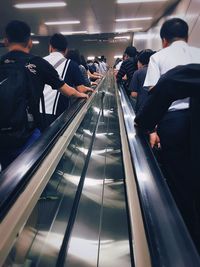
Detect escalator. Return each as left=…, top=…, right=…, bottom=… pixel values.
left=0, top=73, right=199, bottom=267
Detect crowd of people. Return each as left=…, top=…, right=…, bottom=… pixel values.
left=114, top=18, right=200, bottom=253
left=0, top=20, right=108, bottom=171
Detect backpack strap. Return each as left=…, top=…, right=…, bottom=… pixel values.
left=52, top=59, right=71, bottom=115
left=53, top=57, right=66, bottom=69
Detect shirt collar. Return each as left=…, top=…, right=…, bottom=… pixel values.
left=50, top=51, right=65, bottom=59
left=170, top=40, right=188, bottom=47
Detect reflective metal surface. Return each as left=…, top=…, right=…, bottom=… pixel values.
left=118, top=83, right=200, bottom=267
left=65, top=75, right=131, bottom=267
left=3, top=75, right=132, bottom=267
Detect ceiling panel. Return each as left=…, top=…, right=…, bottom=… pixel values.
left=0, top=0, right=180, bottom=38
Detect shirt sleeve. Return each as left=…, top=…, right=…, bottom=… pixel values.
left=129, top=71, right=139, bottom=92
left=32, top=57, right=65, bottom=89
left=116, top=61, right=127, bottom=82
left=66, top=61, right=85, bottom=86
left=79, top=65, right=91, bottom=87
left=143, top=56, right=161, bottom=87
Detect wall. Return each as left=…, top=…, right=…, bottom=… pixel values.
left=133, top=0, right=200, bottom=52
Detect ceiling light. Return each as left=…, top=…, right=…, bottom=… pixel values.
left=114, top=36, right=130, bottom=40
left=88, top=32, right=100, bottom=34
left=31, top=33, right=35, bottom=36
left=61, top=31, right=88, bottom=35
left=114, top=55, right=123, bottom=58
left=117, top=0, right=166, bottom=3
left=45, top=20, right=80, bottom=25
left=32, top=40, right=40, bottom=44
left=115, top=28, right=143, bottom=33
left=115, top=17, right=152, bottom=22
left=134, top=33, right=159, bottom=39
left=87, top=56, right=95, bottom=60
left=14, top=2, right=67, bottom=9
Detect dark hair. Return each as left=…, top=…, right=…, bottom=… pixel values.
left=160, top=18, right=188, bottom=42
left=50, top=33, right=68, bottom=52
left=80, top=55, right=88, bottom=70
left=66, top=49, right=81, bottom=65
left=138, top=49, right=155, bottom=65
left=5, top=20, right=31, bottom=44
left=124, top=46, right=137, bottom=58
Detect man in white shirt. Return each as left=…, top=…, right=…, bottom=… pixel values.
left=144, top=18, right=200, bottom=146
left=143, top=18, right=200, bottom=247
left=43, top=33, right=92, bottom=125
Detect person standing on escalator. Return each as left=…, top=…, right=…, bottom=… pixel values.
left=0, top=20, right=88, bottom=171
left=141, top=18, right=200, bottom=247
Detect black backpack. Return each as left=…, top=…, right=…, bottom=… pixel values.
left=0, top=56, right=44, bottom=149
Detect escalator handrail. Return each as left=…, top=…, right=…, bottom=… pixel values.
left=118, top=83, right=200, bottom=267
left=0, top=79, right=105, bottom=221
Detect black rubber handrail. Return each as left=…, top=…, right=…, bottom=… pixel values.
left=0, top=81, right=103, bottom=221
left=118, top=83, right=200, bottom=267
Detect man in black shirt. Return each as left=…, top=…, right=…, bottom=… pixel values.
left=0, top=20, right=88, bottom=170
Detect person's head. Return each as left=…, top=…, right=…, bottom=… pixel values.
left=49, top=33, right=68, bottom=55
left=80, top=54, right=88, bottom=69
left=4, top=20, right=32, bottom=51
left=160, top=18, right=188, bottom=47
left=137, top=49, right=155, bottom=69
left=124, top=46, right=137, bottom=59
left=66, top=49, right=81, bottom=65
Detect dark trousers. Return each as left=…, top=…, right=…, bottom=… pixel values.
left=157, top=109, right=200, bottom=250
left=0, top=128, right=41, bottom=171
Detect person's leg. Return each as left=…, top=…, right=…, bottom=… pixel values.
left=157, top=110, right=200, bottom=251
left=0, top=129, right=41, bottom=171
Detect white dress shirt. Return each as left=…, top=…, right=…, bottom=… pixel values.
left=144, top=40, right=200, bottom=111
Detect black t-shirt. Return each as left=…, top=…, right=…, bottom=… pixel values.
left=64, top=60, right=85, bottom=87
left=1, top=50, right=65, bottom=127
left=1, top=51, right=65, bottom=99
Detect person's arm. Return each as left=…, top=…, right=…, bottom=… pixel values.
left=131, top=92, right=138, bottom=98
left=116, top=61, right=127, bottom=82
left=59, top=83, right=88, bottom=99
left=129, top=71, right=139, bottom=97
left=88, top=70, right=102, bottom=79
left=76, top=84, right=93, bottom=93
left=135, top=64, right=200, bottom=131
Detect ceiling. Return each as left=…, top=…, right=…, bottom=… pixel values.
left=0, top=0, right=180, bottom=38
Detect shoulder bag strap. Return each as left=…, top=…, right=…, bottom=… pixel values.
left=52, top=59, right=71, bottom=115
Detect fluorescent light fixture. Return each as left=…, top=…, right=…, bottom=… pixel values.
left=87, top=56, right=95, bottom=60
left=14, top=2, right=66, bottom=9
left=134, top=33, right=159, bottom=40
left=88, top=32, right=100, bottom=34
left=31, top=33, right=35, bottom=36
left=32, top=40, right=40, bottom=44
left=114, top=55, right=123, bottom=58
left=115, top=17, right=152, bottom=22
left=115, top=27, right=143, bottom=32
left=114, top=36, right=130, bottom=40
left=117, top=0, right=166, bottom=3
left=61, top=31, right=88, bottom=35
left=45, top=20, right=80, bottom=25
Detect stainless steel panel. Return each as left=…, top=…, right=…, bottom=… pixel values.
left=65, top=76, right=132, bottom=267
left=3, top=90, right=103, bottom=267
